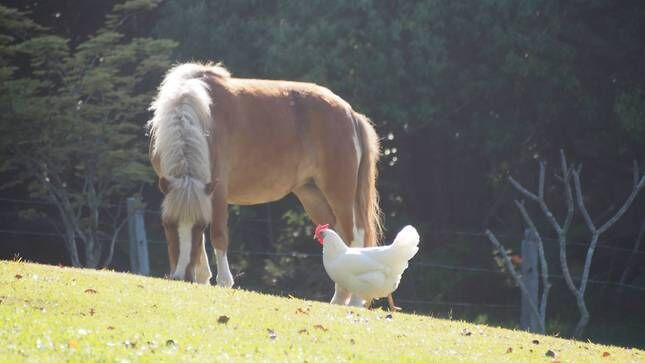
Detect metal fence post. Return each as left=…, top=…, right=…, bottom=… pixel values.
left=520, top=228, right=539, bottom=332
left=127, top=196, right=150, bottom=276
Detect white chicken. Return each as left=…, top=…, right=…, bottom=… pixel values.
left=314, top=224, right=420, bottom=310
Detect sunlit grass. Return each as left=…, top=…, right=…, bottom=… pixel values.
left=0, top=260, right=642, bottom=362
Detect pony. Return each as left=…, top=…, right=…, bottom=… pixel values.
left=147, top=62, right=382, bottom=306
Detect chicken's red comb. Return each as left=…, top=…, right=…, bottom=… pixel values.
left=314, top=224, right=329, bottom=245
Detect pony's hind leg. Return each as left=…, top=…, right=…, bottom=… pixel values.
left=301, top=176, right=360, bottom=306
left=210, top=189, right=234, bottom=288
left=294, top=183, right=336, bottom=227
left=325, top=199, right=357, bottom=306
left=294, top=183, right=352, bottom=305
left=195, top=235, right=213, bottom=284
left=347, top=211, right=366, bottom=307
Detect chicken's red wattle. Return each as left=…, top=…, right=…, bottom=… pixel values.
left=314, top=224, right=329, bottom=245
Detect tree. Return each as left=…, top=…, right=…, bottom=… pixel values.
left=153, top=0, right=645, bottom=317
left=153, top=0, right=645, bottom=230
left=0, top=1, right=176, bottom=267
left=487, top=150, right=644, bottom=337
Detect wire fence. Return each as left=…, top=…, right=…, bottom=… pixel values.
left=2, top=225, right=644, bottom=294
left=2, top=196, right=645, bottom=309
left=2, top=196, right=642, bottom=254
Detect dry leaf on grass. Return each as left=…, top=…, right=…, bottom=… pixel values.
left=267, top=329, right=277, bottom=340
left=313, top=324, right=328, bottom=332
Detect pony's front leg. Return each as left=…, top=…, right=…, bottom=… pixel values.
left=214, top=249, right=233, bottom=288
left=210, top=191, right=234, bottom=288
left=195, top=236, right=213, bottom=284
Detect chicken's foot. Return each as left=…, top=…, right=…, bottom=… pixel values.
left=387, top=294, right=402, bottom=311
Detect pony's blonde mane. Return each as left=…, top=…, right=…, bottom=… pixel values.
left=147, top=63, right=229, bottom=223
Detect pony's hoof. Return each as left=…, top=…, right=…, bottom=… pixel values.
left=216, top=275, right=234, bottom=288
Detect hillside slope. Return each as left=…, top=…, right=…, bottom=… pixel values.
left=0, top=260, right=641, bottom=362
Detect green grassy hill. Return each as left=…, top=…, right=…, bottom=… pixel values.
left=0, top=260, right=641, bottom=362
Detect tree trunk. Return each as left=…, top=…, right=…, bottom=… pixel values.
left=63, top=229, right=82, bottom=267
left=573, top=293, right=590, bottom=338
left=57, top=202, right=82, bottom=267
left=84, top=237, right=102, bottom=268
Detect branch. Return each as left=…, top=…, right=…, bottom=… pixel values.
left=559, top=150, right=575, bottom=233
left=576, top=165, right=644, bottom=296
left=579, top=234, right=600, bottom=297
left=550, top=150, right=579, bottom=295
left=44, top=174, right=88, bottom=246
left=557, top=233, right=579, bottom=296
left=511, top=157, right=563, bottom=235
left=485, top=229, right=545, bottom=333
left=100, top=216, right=127, bottom=269
left=572, top=169, right=597, bottom=234
left=597, top=169, right=645, bottom=235
left=508, top=176, right=539, bottom=201
left=538, top=161, right=546, bottom=199
left=33, top=172, right=82, bottom=266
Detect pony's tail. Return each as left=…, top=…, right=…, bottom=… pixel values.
left=353, top=111, right=383, bottom=246
left=147, top=64, right=216, bottom=224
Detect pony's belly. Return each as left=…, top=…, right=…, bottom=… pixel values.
left=224, top=153, right=307, bottom=205
left=226, top=178, right=295, bottom=205
left=227, top=192, right=290, bottom=205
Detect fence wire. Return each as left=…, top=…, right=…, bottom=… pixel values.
left=2, top=197, right=645, bottom=298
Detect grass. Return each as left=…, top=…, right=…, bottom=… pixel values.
left=0, top=260, right=642, bottom=362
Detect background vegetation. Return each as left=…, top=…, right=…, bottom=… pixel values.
left=1, top=0, right=643, bottom=348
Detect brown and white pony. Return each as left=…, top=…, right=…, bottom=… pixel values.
left=147, top=62, right=381, bottom=306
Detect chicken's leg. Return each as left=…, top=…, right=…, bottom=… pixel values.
left=387, top=294, right=402, bottom=311
left=364, top=299, right=374, bottom=310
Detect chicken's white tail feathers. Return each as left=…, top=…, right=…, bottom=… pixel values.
left=147, top=63, right=220, bottom=224
left=392, top=225, right=420, bottom=249
left=389, top=225, right=420, bottom=263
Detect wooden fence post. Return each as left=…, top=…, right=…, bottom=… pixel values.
left=520, top=228, right=540, bottom=332
left=127, top=196, right=150, bottom=276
